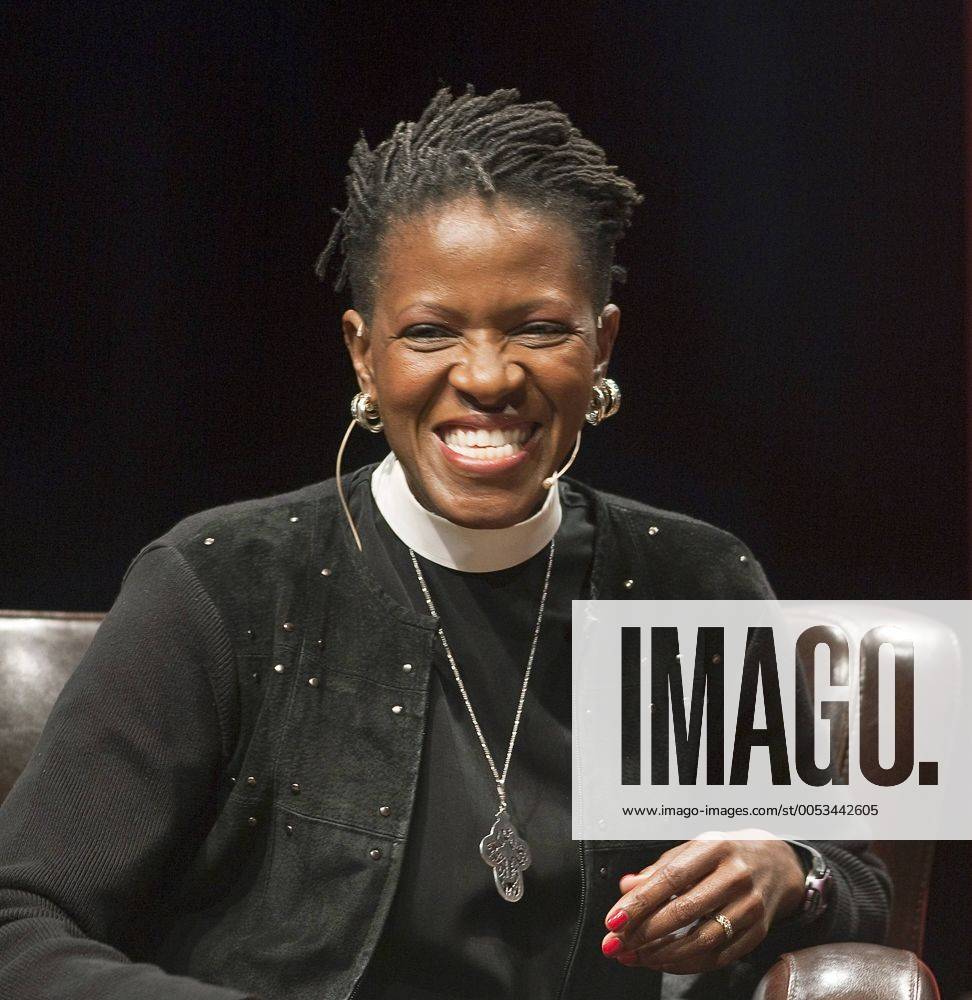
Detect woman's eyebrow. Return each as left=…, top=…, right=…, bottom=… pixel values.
left=506, top=297, right=576, bottom=317
left=395, top=301, right=466, bottom=322
left=395, top=297, right=575, bottom=322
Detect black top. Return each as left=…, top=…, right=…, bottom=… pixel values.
left=0, top=466, right=892, bottom=1000
left=350, top=472, right=595, bottom=1000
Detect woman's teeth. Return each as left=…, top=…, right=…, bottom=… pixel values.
left=441, top=425, right=532, bottom=460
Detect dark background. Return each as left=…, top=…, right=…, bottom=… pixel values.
left=4, top=1, right=969, bottom=994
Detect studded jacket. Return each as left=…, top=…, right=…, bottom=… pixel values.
left=0, top=464, right=891, bottom=1000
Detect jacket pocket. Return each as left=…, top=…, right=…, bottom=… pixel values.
left=257, top=804, right=400, bottom=984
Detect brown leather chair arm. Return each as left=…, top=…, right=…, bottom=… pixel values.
left=752, top=943, right=940, bottom=1000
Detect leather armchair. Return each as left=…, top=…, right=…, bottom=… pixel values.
left=753, top=943, right=939, bottom=1000
left=0, top=610, right=103, bottom=799
left=0, top=609, right=943, bottom=998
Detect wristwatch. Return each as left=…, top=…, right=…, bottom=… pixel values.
left=786, top=840, right=833, bottom=921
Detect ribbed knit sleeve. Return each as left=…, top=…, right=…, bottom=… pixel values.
left=707, top=550, right=893, bottom=993
left=0, top=545, right=259, bottom=999
left=716, top=622, right=893, bottom=993
left=747, top=559, right=893, bottom=953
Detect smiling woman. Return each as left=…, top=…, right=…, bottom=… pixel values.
left=0, top=85, right=890, bottom=1000
left=315, top=84, right=639, bottom=535
left=340, top=195, right=612, bottom=529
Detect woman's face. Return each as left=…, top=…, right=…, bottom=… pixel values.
left=342, top=194, right=620, bottom=528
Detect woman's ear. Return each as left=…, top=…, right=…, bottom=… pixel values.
left=595, top=303, right=621, bottom=376
left=342, top=309, right=377, bottom=397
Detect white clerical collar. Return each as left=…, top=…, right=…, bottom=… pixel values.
left=370, top=450, right=562, bottom=572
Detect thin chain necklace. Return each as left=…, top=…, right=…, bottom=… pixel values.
left=408, top=536, right=556, bottom=903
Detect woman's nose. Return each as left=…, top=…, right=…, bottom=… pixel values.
left=448, top=344, right=526, bottom=407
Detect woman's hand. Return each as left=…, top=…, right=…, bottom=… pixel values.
left=600, top=829, right=806, bottom=974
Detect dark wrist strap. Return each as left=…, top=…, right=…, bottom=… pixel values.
left=786, top=840, right=833, bottom=922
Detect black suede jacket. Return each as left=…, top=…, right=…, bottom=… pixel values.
left=0, top=463, right=890, bottom=1000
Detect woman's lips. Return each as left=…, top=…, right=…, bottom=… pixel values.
left=433, top=422, right=540, bottom=475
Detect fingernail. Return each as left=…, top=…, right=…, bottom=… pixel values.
left=617, top=951, right=639, bottom=966
left=606, top=910, right=629, bottom=931
left=602, top=936, right=623, bottom=957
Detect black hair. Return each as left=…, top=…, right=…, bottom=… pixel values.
left=315, top=84, right=643, bottom=321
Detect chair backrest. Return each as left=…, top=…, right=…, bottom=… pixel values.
left=0, top=610, right=104, bottom=801
left=0, top=606, right=941, bottom=955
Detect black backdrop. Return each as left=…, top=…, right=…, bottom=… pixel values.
left=6, top=1, right=966, bottom=611
left=4, top=1, right=969, bottom=993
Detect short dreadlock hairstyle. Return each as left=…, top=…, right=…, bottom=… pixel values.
left=315, top=84, right=643, bottom=322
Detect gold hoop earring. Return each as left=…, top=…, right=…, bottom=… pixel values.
left=585, top=377, right=621, bottom=426
left=351, top=391, right=383, bottom=433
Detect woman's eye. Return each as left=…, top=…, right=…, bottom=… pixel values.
left=398, top=322, right=571, bottom=344
left=401, top=325, right=456, bottom=341
left=515, top=323, right=571, bottom=342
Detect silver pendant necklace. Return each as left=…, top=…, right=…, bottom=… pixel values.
left=408, top=536, right=556, bottom=903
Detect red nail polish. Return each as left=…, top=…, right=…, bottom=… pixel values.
left=602, top=936, right=623, bottom=957
left=606, top=909, right=628, bottom=931
left=617, top=951, right=639, bottom=966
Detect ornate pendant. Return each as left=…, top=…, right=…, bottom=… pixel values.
left=480, top=810, right=532, bottom=902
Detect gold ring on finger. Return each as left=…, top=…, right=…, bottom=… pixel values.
left=713, top=914, right=733, bottom=941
